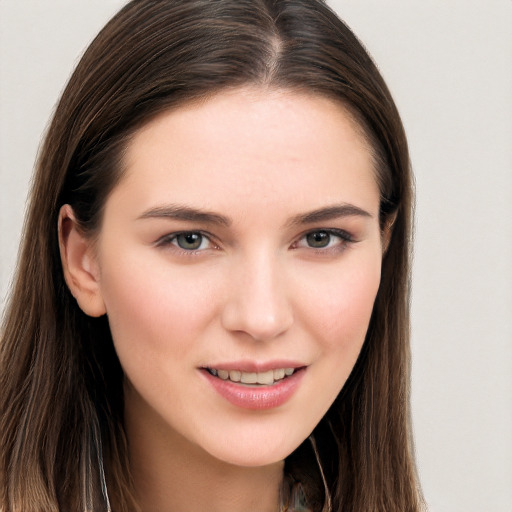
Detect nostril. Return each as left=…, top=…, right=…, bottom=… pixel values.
left=221, top=306, right=293, bottom=341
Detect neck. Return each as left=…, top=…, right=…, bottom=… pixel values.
left=124, top=386, right=285, bottom=512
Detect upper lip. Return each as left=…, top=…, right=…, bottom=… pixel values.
left=201, top=360, right=306, bottom=373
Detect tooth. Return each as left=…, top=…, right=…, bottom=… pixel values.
left=217, top=369, right=229, bottom=380
left=229, top=370, right=241, bottom=382
left=210, top=368, right=218, bottom=376
left=240, top=372, right=258, bottom=384
left=257, top=370, right=274, bottom=385
left=273, top=368, right=285, bottom=380
left=284, top=368, right=294, bottom=376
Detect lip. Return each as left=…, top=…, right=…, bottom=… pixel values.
left=203, top=360, right=305, bottom=373
left=200, top=364, right=306, bottom=410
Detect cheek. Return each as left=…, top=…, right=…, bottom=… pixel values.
left=297, top=253, right=381, bottom=354
left=98, top=253, right=220, bottom=366
left=282, top=252, right=382, bottom=438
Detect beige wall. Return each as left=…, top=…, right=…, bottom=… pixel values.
left=1, top=1, right=511, bottom=510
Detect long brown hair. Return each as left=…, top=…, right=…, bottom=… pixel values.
left=0, top=1, right=423, bottom=510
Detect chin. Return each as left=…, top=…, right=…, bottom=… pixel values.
left=200, top=429, right=307, bottom=468
left=210, top=449, right=287, bottom=469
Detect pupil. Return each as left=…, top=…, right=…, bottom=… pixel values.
left=307, top=231, right=330, bottom=248
left=178, top=233, right=202, bottom=250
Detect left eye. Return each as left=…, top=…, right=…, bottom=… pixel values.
left=305, top=231, right=333, bottom=248
left=295, top=229, right=352, bottom=250
left=169, top=232, right=212, bottom=251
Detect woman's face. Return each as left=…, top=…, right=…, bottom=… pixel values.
left=86, top=88, right=383, bottom=467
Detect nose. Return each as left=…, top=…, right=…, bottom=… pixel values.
left=220, top=251, right=293, bottom=341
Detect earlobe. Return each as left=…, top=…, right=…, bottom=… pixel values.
left=58, top=205, right=106, bottom=317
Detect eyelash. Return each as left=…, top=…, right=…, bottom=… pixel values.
left=155, top=228, right=356, bottom=255
left=292, top=228, right=355, bottom=253
left=155, top=231, right=218, bottom=255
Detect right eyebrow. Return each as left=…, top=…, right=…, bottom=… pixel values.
left=137, top=204, right=232, bottom=227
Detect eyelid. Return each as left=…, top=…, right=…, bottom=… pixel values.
left=292, top=228, right=357, bottom=250
left=153, top=227, right=357, bottom=254
left=154, top=230, right=219, bottom=252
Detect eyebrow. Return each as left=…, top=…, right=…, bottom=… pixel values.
left=286, top=203, right=373, bottom=227
left=137, top=204, right=231, bottom=226
left=138, top=202, right=372, bottom=229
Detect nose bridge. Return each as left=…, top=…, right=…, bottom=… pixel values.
left=221, top=247, right=293, bottom=341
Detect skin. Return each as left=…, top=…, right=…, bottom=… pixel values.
left=60, top=87, right=385, bottom=512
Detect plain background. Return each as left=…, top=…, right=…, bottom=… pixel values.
left=1, top=1, right=511, bottom=511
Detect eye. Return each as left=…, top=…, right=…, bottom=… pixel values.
left=173, top=232, right=208, bottom=250
left=294, top=229, right=354, bottom=251
left=306, top=231, right=332, bottom=248
left=156, top=231, right=214, bottom=252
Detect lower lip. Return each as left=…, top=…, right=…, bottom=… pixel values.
left=201, top=368, right=306, bottom=410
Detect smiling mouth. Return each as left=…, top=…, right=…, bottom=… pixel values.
left=205, top=367, right=300, bottom=386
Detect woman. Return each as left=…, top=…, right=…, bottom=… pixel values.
left=0, top=0, right=423, bottom=510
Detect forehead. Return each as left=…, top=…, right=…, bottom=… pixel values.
left=114, top=87, right=379, bottom=220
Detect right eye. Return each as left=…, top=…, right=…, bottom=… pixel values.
left=292, top=228, right=355, bottom=253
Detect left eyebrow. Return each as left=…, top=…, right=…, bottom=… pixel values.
left=286, top=203, right=373, bottom=227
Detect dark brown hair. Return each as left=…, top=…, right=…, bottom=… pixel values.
left=0, top=1, right=423, bottom=510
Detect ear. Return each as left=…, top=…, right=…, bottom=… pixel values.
left=381, top=212, right=397, bottom=255
left=58, top=205, right=106, bottom=317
